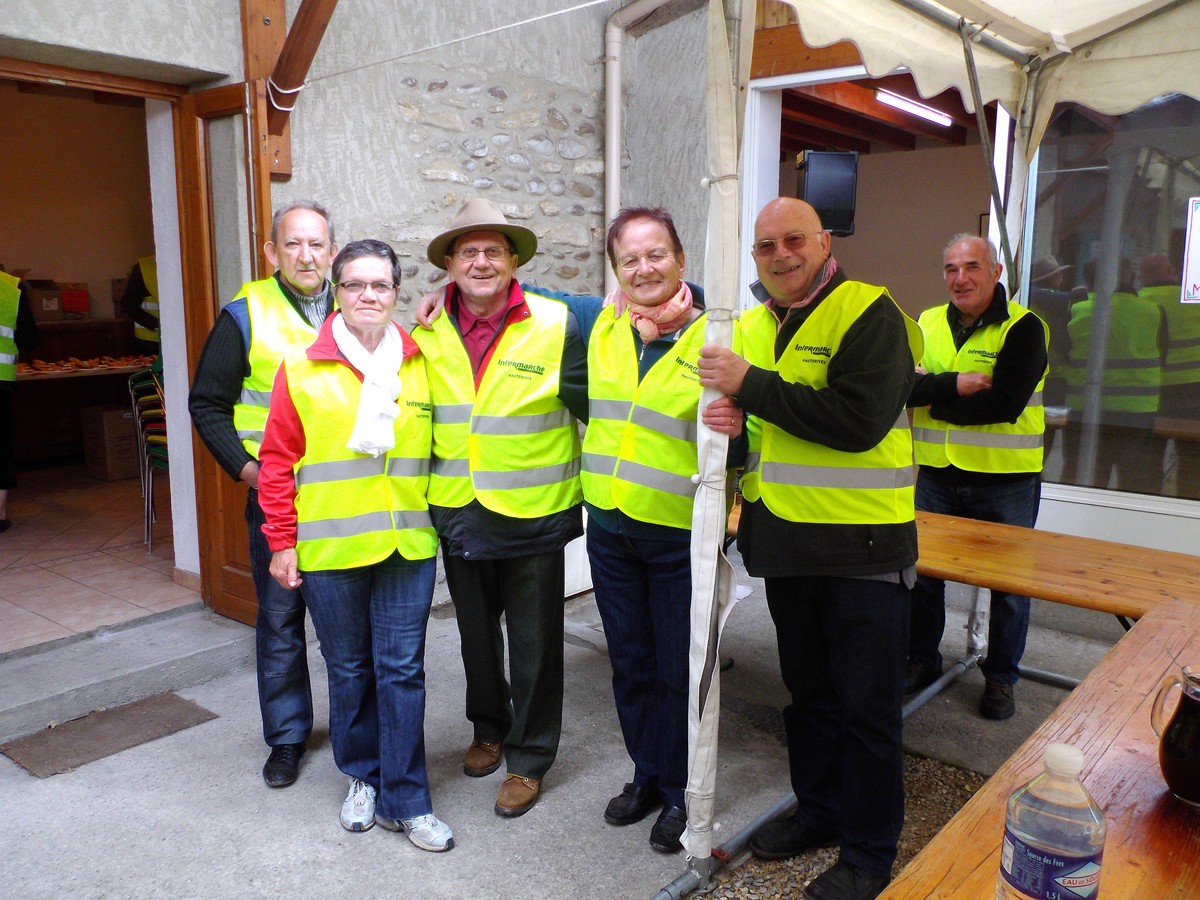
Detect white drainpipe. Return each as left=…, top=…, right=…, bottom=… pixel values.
left=604, top=0, right=673, bottom=295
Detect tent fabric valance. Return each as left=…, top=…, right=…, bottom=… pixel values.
left=780, top=0, right=1200, bottom=132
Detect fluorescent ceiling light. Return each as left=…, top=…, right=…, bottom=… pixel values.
left=875, top=89, right=953, bottom=127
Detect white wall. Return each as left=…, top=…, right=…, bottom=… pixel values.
left=0, top=0, right=239, bottom=85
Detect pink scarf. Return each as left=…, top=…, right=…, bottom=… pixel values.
left=624, top=281, right=695, bottom=342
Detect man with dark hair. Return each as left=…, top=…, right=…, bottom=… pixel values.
left=189, top=201, right=337, bottom=788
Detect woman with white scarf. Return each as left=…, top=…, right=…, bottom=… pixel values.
left=257, top=239, right=453, bottom=852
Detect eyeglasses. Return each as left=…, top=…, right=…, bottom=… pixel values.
left=337, top=280, right=397, bottom=297
left=453, top=246, right=513, bottom=262
left=750, top=232, right=820, bottom=258
left=616, top=249, right=674, bottom=271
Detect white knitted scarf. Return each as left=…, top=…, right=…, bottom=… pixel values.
left=332, top=313, right=403, bottom=458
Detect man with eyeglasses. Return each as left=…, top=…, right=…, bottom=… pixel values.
left=412, top=198, right=588, bottom=819
left=189, top=200, right=337, bottom=790
left=698, top=197, right=921, bottom=900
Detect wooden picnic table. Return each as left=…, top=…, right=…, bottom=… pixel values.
left=916, top=511, right=1200, bottom=620
left=884, top=594, right=1200, bottom=898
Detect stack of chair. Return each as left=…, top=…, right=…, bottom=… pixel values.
left=128, top=368, right=168, bottom=550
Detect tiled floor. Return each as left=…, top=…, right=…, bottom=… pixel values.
left=0, top=462, right=199, bottom=655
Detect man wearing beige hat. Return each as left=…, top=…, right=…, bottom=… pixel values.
left=413, top=198, right=588, bottom=818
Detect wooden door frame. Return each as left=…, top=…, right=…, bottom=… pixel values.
left=180, top=79, right=276, bottom=625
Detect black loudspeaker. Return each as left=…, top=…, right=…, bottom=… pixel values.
left=798, top=151, right=859, bottom=237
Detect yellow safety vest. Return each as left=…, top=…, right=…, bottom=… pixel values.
left=134, top=255, right=160, bottom=343
left=1140, top=284, right=1200, bottom=387
left=912, top=302, right=1046, bottom=473
left=1066, top=292, right=1162, bottom=414
left=0, top=272, right=19, bottom=383
left=232, top=278, right=321, bottom=460
left=412, top=291, right=582, bottom=518
left=739, top=281, right=923, bottom=524
left=582, top=309, right=733, bottom=529
left=282, top=347, right=436, bottom=571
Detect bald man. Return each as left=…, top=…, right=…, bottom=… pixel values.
left=699, top=198, right=922, bottom=900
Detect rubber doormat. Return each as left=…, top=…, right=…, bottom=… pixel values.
left=1, top=693, right=218, bottom=778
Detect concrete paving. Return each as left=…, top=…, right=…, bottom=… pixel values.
left=0, top=546, right=1123, bottom=898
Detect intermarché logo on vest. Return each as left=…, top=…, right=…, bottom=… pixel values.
left=793, top=343, right=832, bottom=360
left=674, top=355, right=700, bottom=380
left=968, top=348, right=1000, bottom=360
left=497, top=357, right=546, bottom=380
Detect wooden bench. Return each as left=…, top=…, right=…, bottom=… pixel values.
left=916, top=510, right=1200, bottom=620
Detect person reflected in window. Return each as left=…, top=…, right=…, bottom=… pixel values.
left=1062, top=257, right=1167, bottom=495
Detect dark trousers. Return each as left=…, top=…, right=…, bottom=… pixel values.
left=586, top=523, right=690, bottom=808
left=246, top=489, right=314, bottom=747
left=0, top=382, right=14, bottom=491
left=765, top=574, right=908, bottom=877
left=909, top=473, right=1039, bottom=685
left=442, top=546, right=565, bottom=780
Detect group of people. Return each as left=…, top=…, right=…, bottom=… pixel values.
left=188, top=193, right=1051, bottom=900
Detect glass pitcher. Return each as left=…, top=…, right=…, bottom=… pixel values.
left=1151, top=664, right=1200, bottom=807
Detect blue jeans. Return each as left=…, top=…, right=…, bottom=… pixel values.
left=909, top=472, right=1040, bottom=684
left=586, top=523, right=690, bottom=808
left=246, top=490, right=313, bottom=747
left=303, top=552, right=436, bottom=821
left=765, top=575, right=909, bottom=877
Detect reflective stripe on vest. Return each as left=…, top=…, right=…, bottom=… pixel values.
left=1140, top=284, right=1200, bottom=387
left=581, top=306, right=716, bottom=529
left=738, top=282, right=923, bottom=524
left=1066, top=293, right=1163, bottom=413
left=283, top=348, right=435, bottom=571
left=232, top=279, right=321, bottom=459
left=134, top=255, right=160, bottom=342
left=412, top=291, right=582, bottom=517
left=0, top=272, right=18, bottom=382
left=912, top=301, right=1046, bottom=473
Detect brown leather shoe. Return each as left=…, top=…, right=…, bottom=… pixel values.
left=463, top=739, right=503, bottom=777
left=494, top=773, right=540, bottom=817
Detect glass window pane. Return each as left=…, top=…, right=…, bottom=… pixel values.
left=1029, top=94, right=1200, bottom=500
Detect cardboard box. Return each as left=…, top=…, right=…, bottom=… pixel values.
left=25, top=279, right=63, bottom=322
left=81, top=406, right=141, bottom=481
left=58, top=282, right=90, bottom=319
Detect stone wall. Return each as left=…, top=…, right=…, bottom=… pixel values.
left=275, top=0, right=624, bottom=321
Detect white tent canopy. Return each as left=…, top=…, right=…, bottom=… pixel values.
left=781, top=0, right=1200, bottom=152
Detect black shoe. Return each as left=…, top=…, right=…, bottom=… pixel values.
left=604, top=782, right=661, bottom=826
left=648, top=805, right=687, bottom=853
left=262, top=742, right=306, bottom=788
left=981, top=679, right=1016, bottom=720
left=804, top=861, right=889, bottom=900
left=903, top=660, right=940, bottom=695
left=749, top=818, right=838, bottom=860
left=0, top=518, right=11, bottom=533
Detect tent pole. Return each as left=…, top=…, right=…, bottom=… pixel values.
left=959, top=19, right=1016, bottom=292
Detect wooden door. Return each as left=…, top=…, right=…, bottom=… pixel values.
left=180, top=81, right=274, bottom=625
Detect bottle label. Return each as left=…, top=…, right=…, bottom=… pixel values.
left=1000, top=827, right=1103, bottom=898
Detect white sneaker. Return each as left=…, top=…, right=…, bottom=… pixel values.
left=376, top=812, right=455, bottom=852
left=340, top=778, right=377, bottom=832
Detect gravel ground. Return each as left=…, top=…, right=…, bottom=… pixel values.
left=696, top=753, right=986, bottom=898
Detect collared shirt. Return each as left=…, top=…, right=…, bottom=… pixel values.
left=455, top=295, right=515, bottom=375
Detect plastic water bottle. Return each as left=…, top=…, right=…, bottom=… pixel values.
left=996, top=743, right=1106, bottom=900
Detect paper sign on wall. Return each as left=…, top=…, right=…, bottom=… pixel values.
left=1183, top=197, right=1200, bottom=303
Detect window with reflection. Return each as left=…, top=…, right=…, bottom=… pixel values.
left=1029, top=94, right=1200, bottom=500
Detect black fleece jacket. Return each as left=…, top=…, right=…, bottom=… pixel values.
left=735, top=269, right=919, bottom=579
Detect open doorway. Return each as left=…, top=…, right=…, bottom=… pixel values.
left=0, top=76, right=197, bottom=654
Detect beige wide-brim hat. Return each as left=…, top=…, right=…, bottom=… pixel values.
left=426, top=198, right=538, bottom=269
